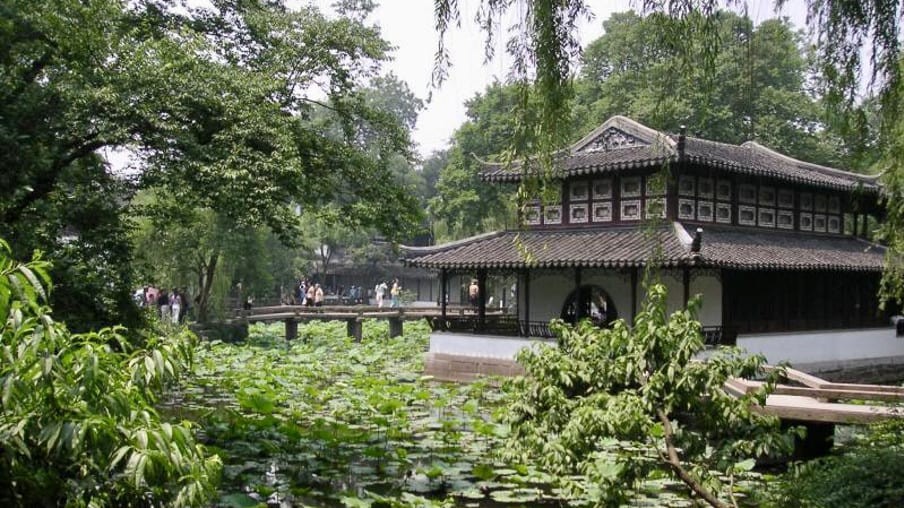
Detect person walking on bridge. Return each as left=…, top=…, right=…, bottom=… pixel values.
left=314, top=283, right=324, bottom=307
left=390, top=279, right=401, bottom=308
left=375, top=281, right=387, bottom=308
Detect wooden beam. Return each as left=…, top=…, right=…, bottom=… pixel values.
left=477, top=270, right=487, bottom=327
left=682, top=267, right=690, bottom=307
left=729, top=378, right=904, bottom=403
left=574, top=267, right=584, bottom=322
left=440, top=268, right=448, bottom=319
left=630, top=268, right=638, bottom=323
left=523, top=269, right=531, bottom=336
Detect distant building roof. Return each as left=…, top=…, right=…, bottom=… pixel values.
left=479, top=116, right=881, bottom=193
left=403, top=223, right=886, bottom=272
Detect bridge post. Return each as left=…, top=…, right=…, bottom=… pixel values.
left=285, top=319, right=298, bottom=341
left=786, top=420, right=835, bottom=460
left=347, top=319, right=363, bottom=342
left=388, top=316, right=403, bottom=338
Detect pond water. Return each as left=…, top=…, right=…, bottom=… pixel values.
left=161, top=321, right=757, bottom=507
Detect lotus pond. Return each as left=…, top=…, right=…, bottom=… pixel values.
left=164, top=320, right=763, bottom=507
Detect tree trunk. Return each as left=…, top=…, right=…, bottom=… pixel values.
left=196, top=251, right=219, bottom=323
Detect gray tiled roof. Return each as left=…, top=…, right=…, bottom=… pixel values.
left=480, top=116, right=881, bottom=193
left=403, top=226, right=689, bottom=270
left=696, top=226, right=885, bottom=271
left=403, top=223, right=886, bottom=272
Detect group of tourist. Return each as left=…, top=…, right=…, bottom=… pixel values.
left=134, top=286, right=189, bottom=324
left=374, top=279, right=402, bottom=308
left=287, top=278, right=404, bottom=308
left=293, top=280, right=325, bottom=307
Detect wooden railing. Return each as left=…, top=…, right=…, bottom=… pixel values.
left=702, top=326, right=737, bottom=346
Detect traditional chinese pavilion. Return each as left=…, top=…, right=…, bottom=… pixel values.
left=404, top=116, right=901, bottom=375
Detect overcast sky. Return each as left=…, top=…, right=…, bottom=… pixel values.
left=312, top=1, right=809, bottom=159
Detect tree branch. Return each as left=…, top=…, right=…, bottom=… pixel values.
left=656, top=409, right=730, bottom=508
left=2, top=138, right=111, bottom=225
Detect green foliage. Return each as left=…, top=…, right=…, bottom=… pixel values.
left=429, top=83, right=525, bottom=238
left=2, top=0, right=422, bottom=329
left=575, top=10, right=851, bottom=168
left=502, top=283, right=790, bottom=506
left=762, top=421, right=904, bottom=507
left=0, top=240, right=221, bottom=506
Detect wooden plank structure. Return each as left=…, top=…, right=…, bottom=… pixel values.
left=237, top=304, right=492, bottom=341
left=725, top=367, right=904, bottom=457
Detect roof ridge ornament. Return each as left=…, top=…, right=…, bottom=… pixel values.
left=581, top=126, right=649, bottom=153
left=677, top=125, right=687, bottom=160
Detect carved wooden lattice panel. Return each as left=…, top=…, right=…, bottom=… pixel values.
left=581, top=127, right=648, bottom=152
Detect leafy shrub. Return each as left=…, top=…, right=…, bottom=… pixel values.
left=502, top=283, right=791, bottom=507
left=763, top=421, right=904, bottom=507
left=0, top=239, right=221, bottom=506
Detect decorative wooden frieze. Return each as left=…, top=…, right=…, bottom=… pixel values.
left=621, top=200, right=641, bottom=221
left=739, top=184, right=757, bottom=204
left=799, top=212, right=813, bottom=231
left=678, top=175, right=696, bottom=197
left=828, top=195, right=841, bottom=214
left=621, top=176, right=642, bottom=198
left=758, top=208, right=776, bottom=228
left=813, top=214, right=827, bottom=232
left=698, top=177, right=714, bottom=199
left=592, top=201, right=612, bottom=222
left=814, top=194, right=827, bottom=213
left=715, top=202, right=732, bottom=224
left=777, top=209, right=794, bottom=230
left=828, top=215, right=841, bottom=233
left=524, top=205, right=541, bottom=225
left=716, top=180, right=731, bottom=201
left=570, top=181, right=589, bottom=201
left=592, top=178, right=613, bottom=200
left=697, top=201, right=714, bottom=222
left=800, top=192, right=813, bottom=211
left=759, top=186, right=776, bottom=206
left=544, top=205, right=562, bottom=225
left=582, top=127, right=649, bottom=152
left=569, top=203, right=589, bottom=224
left=678, top=199, right=696, bottom=220
left=738, top=205, right=756, bottom=226
left=777, top=189, right=794, bottom=209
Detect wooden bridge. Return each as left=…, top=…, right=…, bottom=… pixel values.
left=237, top=304, right=494, bottom=341
left=726, top=366, right=903, bottom=457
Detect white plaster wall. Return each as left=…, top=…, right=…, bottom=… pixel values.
left=660, top=271, right=686, bottom=317
left=690, top=274, right=722, bottom=327
left=430, top=332, right=555, bottom=359
left=515, top=268, right=721, bottom=325
left=737, top=327, right=904, bottom=370
left=527, top=272, right=574, bottom=321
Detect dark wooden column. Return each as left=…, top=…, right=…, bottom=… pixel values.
left=347, top=319, right=363, bottom=342
left=630, top=268, right=638, bottom=323
left=388, top=315, right=404, bottom=338
left=852, top=213, right=859, bottom=236
left=574, top=267, right=584, bottom=322
left=682, top=267, right=691, bottom=307
left=440, top=268, right=448, bottom=320
left=477, top=270, right=487, bottom=328
left=861, top=213, right=869, bottom=238
left=285, top=319, right=298, bottom=341
left=523, top=268, right=531, bottom=336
